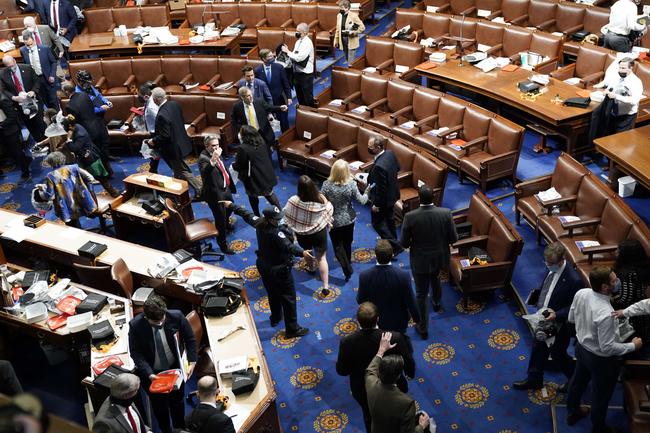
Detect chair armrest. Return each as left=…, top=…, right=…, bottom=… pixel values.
left=191, top=113, right=207, bottom=131
left=179, top=73, right=193, bottom=86
left=366, top=97, right=388, bottom=112
left=453, top=235, right=489, bottom=253
left=550, top=64, right=576, bottom=81
left=536, top=18, right=556, bottom=31
left=255, top=18, right=268, bottom=27
left=461, top=260, right=514, bottom=275
left=624, top=359, right=650, bottom=380
left=460, top=6, right=477, bottom=16
left=509, top=14, right=528, bottom=25
left=539, top=194, right=578, bottom=214
left=515, top=175, right=552, bottom=198
left=563, top=217, right=602, bottom=237
left=486, top=10, right=502, bottom=20
left=350, top=56, right=366, bottom=70
left=376, top=58, right=395, bottom=71
left=390, top=105, right=413, bottom=122
left=439, top=124, right=464, bottom=142
left=206, top=73, right=221, bottom=88
left=484, top=43, right=503, bottom=56
left=462, top=136, right=488, bottom=154
left=278, top=128, right=298, bottom=146
left=360, top=160, right=374, bottom=171
left=397, top=170, right=413, bottom=182
left=414, top=114, right=439, bottom=132
left=304, top=133, right=329, bottom=154
left=231, top=18, right=242, bottom=26
left=179, top=20, right=189, bottom=28
left=95, top=76, right=107, bottom=90
left=436, top=4, right=451, bottom=13
left=335, top=144, right=357, bottom=159
left=580, top=71, right=605, bottom=88
left=308, top=19, right=319, bottom=30
left=534, top=57, right=558, bottom=75
left=564, top=24, right=584, bottom=35
left=153, top=74, right=165, bottom=86
left=123, top=74, right=136, bottom=88
left=583, top=243, right=617, bottom=264
left=342, top=90, right=362, bottom=108
left=281, top=19, right=294, bottom=28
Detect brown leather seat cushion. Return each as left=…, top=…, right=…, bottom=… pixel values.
left=186, top=218, right=218, bottom=242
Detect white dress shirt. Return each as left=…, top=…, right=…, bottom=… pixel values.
left=569, top=288, right=636, bottom=357
left=602, top=71, right=644, bottom=115
left=289, top=36, right=315, bottom=74
left=116, top=404, right=142, bottom=433
left=604, top=0, right=645, bottom=36
left=50, top=0, right=61, bottom=32
left=144, top=98, right=159, bottom=133
left=28, top=47, right=42, bottom=76
left=623, top=298, right=650, bottom=317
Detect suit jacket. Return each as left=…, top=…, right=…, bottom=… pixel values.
left=368, top=150, right=400, bottom=209
left=152, top=100, right=192, bottom=160
left=0, top=92, right=21, bottom=136
left=254, top=62, right=291, bottom=104
left=336, top=328, right=414, bottom=402
left=26, top=0, right=50, bottom=24
left=198, top=149, right=236, bottom=203
left=365, top=356, right=423, bottom=433
left=29, top=24, right=64, bottom=53
left=93, top=398, right=149, bottom=433
left=185, top=403, right=236, bottom=433
left=66, top=91, right=109, bottom=145
left=128, top=310, right=197, bottom=386
left=231, top=98, right=282, bottom=147
left=20, top=45, right=57, bottom=82
left=237, top=78, right=272, bottom=105
left=357, top=265, right=420, bottom=333
left=48, top=0, right=78, bottom=41
left=0, top=64, right=42, bottom=99
left=333, top=11, right=365, bottom=50
left=400, top=205, right=458, bottom=274
left=541, top=263, right=582, bottom=323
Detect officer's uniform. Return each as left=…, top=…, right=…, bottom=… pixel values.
left=234, top=205, right=304, bottom=334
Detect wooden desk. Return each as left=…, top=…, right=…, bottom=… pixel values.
left=69, top=29, right=241, bottom=58
left=594, top=124, right=650, bottom=191
left=416, top=60, right=595, bottom=156
left=112, top=173, right=192, bottom=252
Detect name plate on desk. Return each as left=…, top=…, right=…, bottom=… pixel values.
left=146, top=174, right=173, bottom=188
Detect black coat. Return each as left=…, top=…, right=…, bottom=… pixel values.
left=542, top=264, right=582, bottom=323
left=66, top=91, right=109, bottom=147
left=231, top=98, right=282, bottom=148
left=0, top=92, right=21, bottom=136
left=128, top=310, right=197, bottom=386
left=198, top=149, right=236, bottom=203
left=0, top=64, right=42, bottom=99
left=185, top=403, right=236, bottom=433
left=336, top=328, right=414, bottom=401
left=232, top=140, right=278, bottom=197
left=66, top=124, right=100, bottom=167
left=367, top=150, right=400, bottom=209
left=152, top=100, right=193, bottom=160
left=356, top=265, right=420, bottom=333
left=400, top=205, right=458, bottom=274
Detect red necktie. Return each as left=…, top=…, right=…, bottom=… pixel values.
left=12, top=71, right=24, bottom=93
left=126, top=407, right=139, bottom=433
left=34, top=31, right=41, bottom=45
left=216, top=158, right=230, bottom=187
left=53, top=2, right=59, bottom=29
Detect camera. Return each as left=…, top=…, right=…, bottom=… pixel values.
left=534, top=310, right=558, bottom=341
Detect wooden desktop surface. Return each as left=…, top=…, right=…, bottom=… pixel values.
left=594, top=124, right=650, bottom=190
left=69, top=29, right=240, bottom=56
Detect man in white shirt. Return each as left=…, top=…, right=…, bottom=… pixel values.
left=281, top=22, right=315, bottom=107
left=593, top=57, right=644, bottom=133
left=138, top=82, right=161, bottom=173
left=93, top=373, right=152, bottom=433
left=603, top=0, right=646, bottom=52
left=565, top=266, right=642, bottom=433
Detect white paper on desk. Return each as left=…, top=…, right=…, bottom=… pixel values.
left=48, top=278, right=70, bottom=300
left=399, top=121, right=416, bottom=130
left=329, top=99, right=343, bottom=106
left=492, top=17, right=505, bottom=23
left=174, top=258, right=204, bottom=281
left=564, top=77, right=581, bottom=86
left=395, top=64, right=409, bottom=74
left=420, top=37, right=435, bottom=47
left=477, top=9, right=491, bottom=17
left=477, top=44, right=491, bottom=53
left=475, top=57, right=498, bottom=73
left=442, top=45, right=456, bottom=50
left=426, top=6, right=439, bottom=13
left=495, top=57, right=511, bottom=68
left=1, top=225, right=34, bottom=243
left=349, top=161, right=364, bottom=170
left=320, top=150, right=336, bottom=159
left=224, top=405, right=248, bottom=431
left=59, top=229, right=82, bottom=240
left=427, top=126, right=449, bottom=137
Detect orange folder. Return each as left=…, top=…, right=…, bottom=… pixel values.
left=47, top=315, right=68, bottom=331
left=56, top=296, right=81, bottom=316
left=501, top=64, right=519, bottom=72
left=149, top=370, right=182, bottom=393
left=417, top=61, right=437, bottom=70
left=575, top=89, right=591, bottom=98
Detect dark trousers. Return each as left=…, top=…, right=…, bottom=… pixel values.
left=2, top=131, right=31, bottom=176
left=21, top=108, right=46, bottom=142
left=612, top=113, right=637, bottom=133
left=161, top=156, right=202, bottom=195
left=371, top=206, right=401, bottom=253
left=330, top=223, right=354, bottom=277
left=413, top=268, right=442, bottom=332
left=604, top=32, right=633, bottom=53
left=0, top=360, right=23, bottom=396
left=38, top=76, right=59, bottom=110
left=567, top=343, right=620, bottom=432
left=351, top=373, right=409, bottom=433
left=149, top=158, right=160, bottom=174
left=293, top=72, right=314, bottom=107
left=248, top=193, right=281, bottom=217
left=149, top=381, right=186, bottom=433
left=257, top=259, right=299, bottom=333
left=208, top=200, right=232, bottom=252
left=527, top=324, right=574, bottom=383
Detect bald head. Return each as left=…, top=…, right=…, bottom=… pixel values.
left=197, top=376, right=219, bottom=402
left=151, top=87, right=166, bottom=105
left=296, top=23, right=309, bottom=34
left=23, top=16, right=36, bottom=28
left=2, top=56, right=16, bottom=68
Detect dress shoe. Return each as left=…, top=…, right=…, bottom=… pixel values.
left=557, top=382, right=568, bottom=393
left=416, top=326, right=428, bottom=340
left=566, top=407, right=590, bottom=426
left=432, top=303, right=442, bottom=312
left=17, top=174, right=32, bottom=185
left=512, top=379, right=543, bottom=390
left=285, top=327, right=309, bottom=338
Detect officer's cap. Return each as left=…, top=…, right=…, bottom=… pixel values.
left=262, top=206, right=283, bottom=221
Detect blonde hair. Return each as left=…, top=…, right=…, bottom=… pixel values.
left=328, top=159, right=352, bottom=185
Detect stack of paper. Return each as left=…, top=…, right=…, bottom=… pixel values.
left=320, top=150, right=336, bottom=159
left=350, top=105, right=369, bottom=114
left=536, top=187, right=561, bottom=202
left=427, top=126, right=450, bottom=137
left=328, top=99, right=343, bottom=106
left=399, top=121, right=416, bottom=130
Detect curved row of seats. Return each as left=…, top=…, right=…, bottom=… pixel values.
left=314, top=67, right=524, bottom=191
left=514, top=152, right=650, bottom=286
left=82, top=5, right=170, bottom=33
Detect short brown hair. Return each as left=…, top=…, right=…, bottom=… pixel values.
left=375, top=239, right=393, bottom=264
left=144, top=294, right=167, bottom=321
left=543, top=242, right=566, bottom=264
left=357, top=302, right=378, bottom=329
left=589, top=266, right=613, bottom=292
left=242, top=65, right=254, bottom=74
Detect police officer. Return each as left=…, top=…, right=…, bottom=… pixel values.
left=225, top=202, right=311, bottom=338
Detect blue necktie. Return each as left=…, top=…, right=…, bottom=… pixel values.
left=265, top=66, right=272, bottom=82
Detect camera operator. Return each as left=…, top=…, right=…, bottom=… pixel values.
left=593, top=57, right=643, bottom=134
left=513, top=243, right=582, bottom=392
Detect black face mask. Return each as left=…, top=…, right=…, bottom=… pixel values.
left=295, top=32, right=301, bottom=39
left=82, top=83, right=93, bottom=93
left=110, top=395, right=136, bottom=408
left=339, top=9, right=346, bottom=14
left=619, top=71, right=628, bottom=78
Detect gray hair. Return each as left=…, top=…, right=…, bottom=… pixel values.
left=296, top=23, right=309, bottom=34
left=338, top=0, right=351, bottom=9
left=45, top=151, right=67, bottom=168
left=21, top=29, right=35, bottom=42
left=197, top=376, right=219, bottom=401
left=23, top=16, right=36, bottom=27
left=110, top=373, right=140, bottom=399
left=238, top=86, right=251, bottom=97
left=203, top=135, right=219, bottom=145
left=544, top=242, right=566, bottom=264
left=151, top=87, right=166, bottom=104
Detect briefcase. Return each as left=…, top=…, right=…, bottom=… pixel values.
left=517, top=81, right=540, bottom=94
left=94, top=364, right=132, bottom=389
left=76, top=293, right=108, bottom=315
left=571, top=30, right=590, bottom=41
left=107, top=120, right=124, bottom=130
left=232, top=368, right=259, bottom=395
left=78, top=241, right=108, bottom=259
left=88, top=320, right=115, bottom=348
left=564, top=97, right=590, bottom=108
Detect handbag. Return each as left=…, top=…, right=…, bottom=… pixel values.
left=467, top=247, right=492, bottom=265
left=564, top=97, right=591, bottom=108
left=86, top=158, right=109, bottom=178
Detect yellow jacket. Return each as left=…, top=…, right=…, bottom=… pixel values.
left=333, top=11, right=365, bottom=50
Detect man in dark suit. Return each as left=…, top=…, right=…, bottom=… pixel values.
left=128, top=294, right=197, bottom=433
left=0, top=82, right=32, bottom=181
left=255, top=49, right=292, bottom=131
left=48, top=0, right=77, bottom=43
left=185, top=376, right=235, bottom=433
left=20, top=30, right=58, bottom=109
left=337, top=302, right=415, bottom=433
left=513, top=242, right=582, bottom=391
left=147, top=87, right=202, bottom=197
left=367, top=136, right=402, bottom=255
left=237, top=65, right=272, bottom=105
left=401, top=185, right=458, bottom=339
left=357, top=239, right=419, bottom=334
left=198, top=136, right=236, bottom=255
left=365, top=332, right=429, bottom=433
left=1, top=55, right=46, bottom=151
left=93, top=373, right=152, bottom=433
left=231, top=86, right=287, bottom=153
left=0, top=360, right=23, bottom=396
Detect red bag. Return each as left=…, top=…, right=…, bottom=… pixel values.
left=46, top=315, right=68, bottom=331
left=92, top=356, right=124, bottom=375
left=56, top=296, right=81, bottom=315
left=149, top=370, right=182, bottom=393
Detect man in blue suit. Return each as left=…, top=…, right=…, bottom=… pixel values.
left=356, top=239, right=420, bottom=334
left=513, top=242, right=582, bottom=391
left=255, top=49, right=292, bottom=131
left=20, top=29, right=58, bottom=109
left=25, top=0, right=51, bottom=25
left=48, top=0, right=77, bottom=43
left=237, top=65, right=272, bottom=105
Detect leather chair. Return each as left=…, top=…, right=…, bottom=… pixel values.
left=396, top=152, right=448, bottom=215
left=447, top=0, right=477, bottom=16
left=161, top=56, right=192, bottom=93
left=398, top=87, right=442, bottom=142
left=254, top=28, right=317, bottom=73
left=265, top=3, right=293, bottom=28
left=474, top=21, right=505, bottom=56
left=186, top=310, right=217, bottom=379
left=316, top=4, right=339, bottom=51
left=335, top=125, right=378, bottom=173
left=73, top=258, right=134, bottom=299
left=551, top=2, right=585, bottom=36
left=112, top=7, right=143, bottom=29
left=238, top=3, right=267, bottom=45
left=278, top=107, right=329, bottom=168
left=140, top=5, right=170, bottom=27
left=131, top=57, right=164, bottom=88
left=188, top=56, right=221, bottom=92
left=192, top=95, right=239, bottom=154
left=634, top=61, right=650, bottom=125
left=414, top=97, right=466, bottom=160
left=165, top=198, right=222, bottom=260
left=368, top=79, right=416, bottom=130
left=69, top=60, right=104, bottom=88
left=435, top=105, right=489, bottom=170
left=449, top=191, right=524, bottom=306
left=383, top=9, right=424, bottom=41
left=212, top=3, right=241, bottom=28
left=104, top=94, right=146, bottom=153
left=387, top=138, right=416, bottom=182
left=289, top=4, right=319, bottom=31
left=181, top=4, right=211, bottom=28
left=390, top=41, right=425, bottom=80
left=494, top=0, right=530, bottom=24
left=421, top=13, right=451, bottom=44
left=527, top=32, right=562, bottom=74
left=344, top=73, right=388, bottom=121
left=550, top=44, right=610, bottom=88
left=514, top=152, right=589, bottom=228
left=500, top=26, right=534, bottom=63
left=476, top=0, right=501, bottom=18
left=315, top=67, right=362, bottom=113
left=215, top=56, right=249, bottom=87
left=350, top=37, right=395, bottom=72
left=83, top=8, right=115, bottom=33
left=99, top=58, right=135, bottom=95
left=170, top=94, right=206, bottom=144
left=446, top=16, right=477, bottom=50
left=523, top=0, right=557, bottom=31
left=307, top=114, right=361, bottom=176
left=563, top=6, right=609, bottom=57
left=623, top=360, right=650, bottom=433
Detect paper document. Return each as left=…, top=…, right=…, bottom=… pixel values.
left=1, top=217, right=34, bottom=243
left=363, top=67, right=377, bottom=73
left=349, top=161, right=364, bottom=170
left=399, top=121, right=416, bottom=130
left=329, top=99, right=343, bottom=106
left=477, top=9, right=491, bottom=17
left=558, top=216, right=580, bottom=223
left=351, top=105, right=369, bottom=114
left=563, top=77, right=581, bottom=86
left=320, top=150, right=336, bottom=159
left=395, top=64, right=409, bottom=73
left=536, top=187, right=561, bottom=202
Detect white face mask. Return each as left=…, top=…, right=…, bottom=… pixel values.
left=238, top=133, right=242, bottom=143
